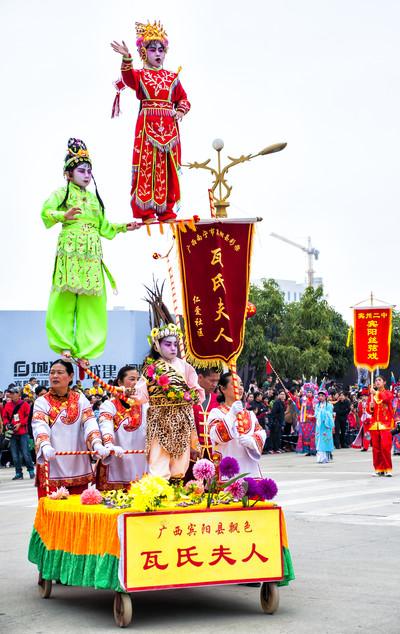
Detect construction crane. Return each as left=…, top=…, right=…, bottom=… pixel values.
left=270, top=232, right=319, bottom=288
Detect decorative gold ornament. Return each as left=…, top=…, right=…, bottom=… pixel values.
left=135, top=20, right=168, bottom=44
left=140, top=46, right=147, bottom=62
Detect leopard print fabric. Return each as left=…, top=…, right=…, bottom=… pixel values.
left=144, top=358, right=198, bottom=458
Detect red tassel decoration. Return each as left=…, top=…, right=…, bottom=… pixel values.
left=111, top=91, right=121, bottom=119
left=111, top=79, right=126, bottom=119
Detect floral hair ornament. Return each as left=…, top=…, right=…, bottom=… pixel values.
left=148, top=322, right=183, bottom=347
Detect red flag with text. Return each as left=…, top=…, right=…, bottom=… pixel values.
left=175, top=222, right=254, bottom=366
left=353, top=307, right=392, bottom=371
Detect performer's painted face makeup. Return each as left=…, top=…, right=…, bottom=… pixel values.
left=70, top=163, right=92, bottom=188
left=146, top=43, right=166, bottom=69
left=159, top=336, right=178, bottom=361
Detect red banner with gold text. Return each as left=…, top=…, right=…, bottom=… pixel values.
left=175, top=222, right=254, bottom=366
left=353, top=307, right=392, bottom=371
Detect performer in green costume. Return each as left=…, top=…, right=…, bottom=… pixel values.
left=42, top=138, right=138, bottom=363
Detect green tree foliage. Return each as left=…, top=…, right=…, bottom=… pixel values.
left=239, top=280, right=353, bottom=383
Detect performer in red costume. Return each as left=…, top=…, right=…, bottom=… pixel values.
left=392, top=385, right=400, bottom=455
left=296, top=384, right=317, bottom=456
left=111, top=21, right=190, bottom=222
left=367, top=376, right=395, bottom=477
left=192, top=368, right=220, bottom=461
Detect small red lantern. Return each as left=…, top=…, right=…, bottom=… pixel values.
left=246, top=301, right=257, bottom=319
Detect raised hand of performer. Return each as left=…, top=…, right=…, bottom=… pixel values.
left=64, top=206, right=81, bottom=221
left=110, top=40, right=131, bottom=57
left=126, top=222, right=140, bottom=231
left=122, top=387, right=136, bottom=399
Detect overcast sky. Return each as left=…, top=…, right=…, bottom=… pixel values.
left=1, top=0, right=399, bottom=323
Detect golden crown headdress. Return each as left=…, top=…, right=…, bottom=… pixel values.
left=135, top=20, right=168, bottom=44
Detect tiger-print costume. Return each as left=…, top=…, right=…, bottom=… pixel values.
left=144, top=358, right=199, bottom=458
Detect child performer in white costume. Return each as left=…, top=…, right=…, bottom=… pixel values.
left=208, top=372, right=266, bottom=477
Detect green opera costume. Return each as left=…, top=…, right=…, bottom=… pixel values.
left=42, top=140, right=127, bottom=359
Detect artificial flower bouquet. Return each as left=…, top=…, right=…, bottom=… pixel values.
left=191, top=457, right=278, bottom=508
left=145, top=358, right=198, bottom=404
left=73, top=458, right=278, bottom=513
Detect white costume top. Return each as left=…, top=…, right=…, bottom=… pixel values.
left=98, top=397, right=148, bottom=486
left=208, top=404, right=266, bottom=478
left=32, top=390, right=101, bottom=487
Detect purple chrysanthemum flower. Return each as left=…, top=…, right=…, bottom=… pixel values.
left=258, top=477, right=278, bottom=500
left=219, top=456, right=240, bottom=479
left=193, top=458, right=216, bottom=481
left=243, top=477, right=260, bottom=498
left=226, top=478, right=246, bottom=501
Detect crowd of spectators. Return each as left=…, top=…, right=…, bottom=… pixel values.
left=243, top=375, right=382, bottom=454
left=1, top=371, right=399, bottom=479
left=0, top=377, right=116, bottom=478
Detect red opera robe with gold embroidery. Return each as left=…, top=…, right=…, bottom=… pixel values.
left=120, top=61, right=190, bottom=218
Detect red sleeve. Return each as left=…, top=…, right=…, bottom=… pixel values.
left=382, top=390, right=393, bottom=404
left=208, top=419, right=234, bottom=443
left=2, top=403, right=12, bottom=425
left=20, top=402, right=31, bottom=425
left=173, top=79, right=190, bottom=114
left=120, top=58, right=140, bottom=92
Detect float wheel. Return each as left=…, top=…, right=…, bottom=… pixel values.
left=38, top=574, right=52, bottom=599
left=113, top=592, right=133, bottom=627
left=260, top=582, right=279, bottom=614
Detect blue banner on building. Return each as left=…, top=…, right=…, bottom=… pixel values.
left=0, top=310, right=149, bottom=390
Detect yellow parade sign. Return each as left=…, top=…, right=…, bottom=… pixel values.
left=121, top=506, right=283, bottom=591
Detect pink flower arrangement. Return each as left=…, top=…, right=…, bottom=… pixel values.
left=80, top=484, right=103, bottom=505
left=226, top=478, right=246, bottom=501
left=193, top=459, right=216, bottom=482
left=49, top=486, right=70, bottom=500
left=157, top=374, right=170, bottom=387
left=183, top=391, right=192, bottom=402
left=147, top=364, right=155, bottom=378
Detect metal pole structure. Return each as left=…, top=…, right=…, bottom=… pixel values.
left=307, top=236, right=314, bottom=287
left=186, top=140, right=286, bottom=220
left=166, top=252, right=186, bottom=359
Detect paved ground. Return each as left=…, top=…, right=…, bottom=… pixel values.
left=0, top=449, right=399, bottom=633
